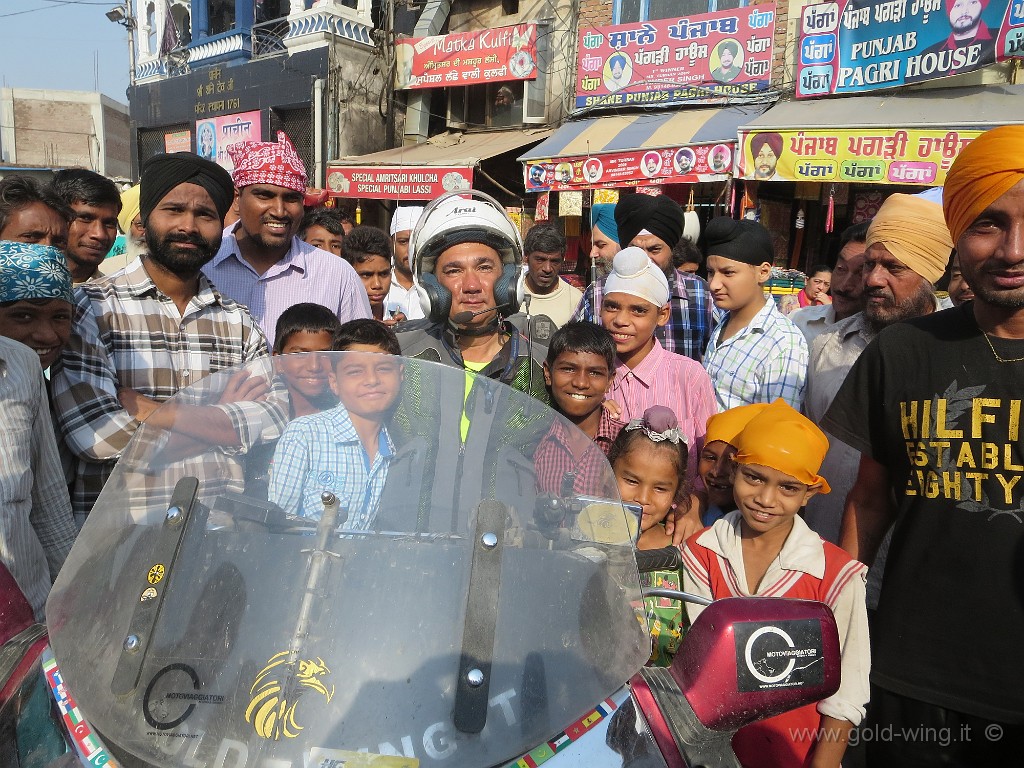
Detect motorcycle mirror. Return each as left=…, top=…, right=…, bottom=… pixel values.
left=675, top=596, right=841, bottom=731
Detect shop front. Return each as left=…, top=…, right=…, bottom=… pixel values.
left=735, top=84, right=1024, bottom=270
left=326, top=128, right=552, bottom=229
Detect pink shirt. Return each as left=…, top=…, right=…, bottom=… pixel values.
left=609, top=339, right=717, bottom=477
left=204, top=224, right=371, bottom=348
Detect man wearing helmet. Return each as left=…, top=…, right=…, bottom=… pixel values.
left=394, top=193, right=548, bottom=404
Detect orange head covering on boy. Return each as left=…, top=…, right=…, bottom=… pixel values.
left=733, top=399, right=831, bottom=493
left=705, top=403, right=769, bottom=447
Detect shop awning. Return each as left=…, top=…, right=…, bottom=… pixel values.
left=517, top=105, right=770, bottom=190
left=326, top=128, right=552, bottom=199
left=737, top=84, right=1024, bottom=185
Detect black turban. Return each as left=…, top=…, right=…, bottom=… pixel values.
left=701, top=216, right=774, bottom=265
left=139, top=152, right=235, bottom=223
left=614, top=194, right=684, bottom=250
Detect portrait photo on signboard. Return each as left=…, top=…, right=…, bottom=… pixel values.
left=583, top=157, right=604, bottom=183
left=710, top=144, right=733, bottom=174
left=555, top=162, right=574, bottom=184
left=197, top=121, right=217, bottom=162
left=903, top=0, right=1000, bottom=83
left=528, top=164, right=549, bottom=187
left=750, top=132, right=785, bottom=180
left=674, top=147, right=697, bottom=174
left=711, top=39, right=744, bottom=83
left=641, top=151, right=664, bottom=178
left=604, top=51, right=633, bottom=92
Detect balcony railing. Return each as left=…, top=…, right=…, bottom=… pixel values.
left=252, top=16, right=290, bottom=58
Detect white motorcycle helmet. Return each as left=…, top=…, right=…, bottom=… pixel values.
left=411, top=190, right=525, bottom=325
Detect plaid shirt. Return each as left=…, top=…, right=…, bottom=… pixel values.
left=703, top=299, right=808, bottom=411
left=270, top=405, right=394, bottom=526
left=571, top=269, right=716, bottom=363
left=0, top=337, right=77, bottom=620
left=51, top=257, right=282, bottom=522
left=534, top=410, right=624, bottom=496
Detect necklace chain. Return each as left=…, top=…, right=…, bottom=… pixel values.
left=983, top=331, right=1024, bottom=363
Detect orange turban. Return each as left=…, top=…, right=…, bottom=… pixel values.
left=705, top=403, right=768, bottom=447
left=944, top=125, right=1024, bottom=244
left=733, top=400, right=831, bottom=493
left=865, top=194, right=952, bottom=285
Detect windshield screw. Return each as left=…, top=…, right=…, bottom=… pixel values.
left=466, top=668, right=485, bottom=687
left=321, top=491, right=337, bottom=506
left=123, top=634, right=140, bottom=652
left=165, top=506, right=182, bottom=524
left=480, top=532, right=498, bottom=549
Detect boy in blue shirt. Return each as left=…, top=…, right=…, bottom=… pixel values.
left=270, top=320, right=402, bottom=527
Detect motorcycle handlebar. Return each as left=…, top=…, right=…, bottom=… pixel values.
left=635, top=546, right=682, bottom=573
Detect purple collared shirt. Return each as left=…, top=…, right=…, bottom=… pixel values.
left=204, top=225, right=372, bottom=348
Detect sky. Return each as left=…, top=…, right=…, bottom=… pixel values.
left=0, top=0, right=131, bottom=104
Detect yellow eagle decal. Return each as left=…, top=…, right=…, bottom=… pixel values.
left=245, top=651, right=335, bottom=740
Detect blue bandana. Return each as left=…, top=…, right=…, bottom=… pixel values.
left=0, top=241, right=74, bottom=305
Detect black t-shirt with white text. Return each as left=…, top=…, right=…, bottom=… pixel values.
left=823, top=304, right=1024, bottom=723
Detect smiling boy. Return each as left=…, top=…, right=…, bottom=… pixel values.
left=534, top=322, right=623, bottom=496
left=270, top=320, right=402, bottom=526
left=600, top=247, right=716, bottom=488
left=682, top=400, right=869, bottom=768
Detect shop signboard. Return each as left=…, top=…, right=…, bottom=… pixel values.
left=737, top=127, right=983, bottom=185
left=573, top=4, right=775, bottom=110
left=796, top=0, right=1024, bottom=97
left=395, top=24, right=537, bottom=90
left=194, top=110, right=262, bottom=172
left=524, top=143, right=735, bottom=191
left=164, top=130, right=191, bottom=153
left=325, top=166, right=473, bottom=200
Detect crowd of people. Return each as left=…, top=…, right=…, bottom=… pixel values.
left=0, top=124, right=1021, bottom=766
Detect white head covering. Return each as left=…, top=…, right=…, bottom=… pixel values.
left=604, top=246, right=670, bottom=307
left=390, top=205, right=425, bottom=237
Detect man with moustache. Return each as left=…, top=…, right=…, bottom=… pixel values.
left=825, top=125, right=1024, bottom=766
left=803, top=193, right=952, bottom=552
left=790, top=221, right=869, bottom=346
left=571, top=194, right=715, bottom=363
left=203, top=132, right=369, bottom=349
left=52, top=153, right=283, bottom=523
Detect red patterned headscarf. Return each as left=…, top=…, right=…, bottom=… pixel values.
left=227, top=131, right=308, bottom=193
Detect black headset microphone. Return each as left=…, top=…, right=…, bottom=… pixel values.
left=450, top=303, right=511, bottom=325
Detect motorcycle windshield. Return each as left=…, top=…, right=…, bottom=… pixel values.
left=47, top=353, right=649, bottom=768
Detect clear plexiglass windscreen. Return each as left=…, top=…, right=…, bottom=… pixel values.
left=47, top=353, right=649, bottom=768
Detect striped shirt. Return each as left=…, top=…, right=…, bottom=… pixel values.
left=608, top=339, right=718, bottom=477
left=571, top=268, right=717, bottom=363
left=270, top=405, right=394, bottom=527
left=51, top=257, right=282, bottom=522
left=0, top=337, right=77, bottom=620
left=204, top=225, right=372, bottom=348
left=703, top=299, right=808, bottom=411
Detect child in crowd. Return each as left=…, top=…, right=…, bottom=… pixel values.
left=609, top=405, right=699, bottom=667
left=342, top=225, right=402, bottom=324
left=272, top=303, right=343, bottom=418
left=701, top=217, right=808, bottom=411
left=534, top=322, right=623, bottom=497
left=299, top=207, right=345, bottom=257
left=600, top=247, right=716, bottom=536
left=697, top=404, right=766, bottom=526
left=270, top=320, right=403, bottom=526
left=682, top=399, right=868, bottom=768
left=245, top=303, right=342, bottom=497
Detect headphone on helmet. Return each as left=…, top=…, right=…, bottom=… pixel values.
left=411, top=190, right=526, bottom=326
